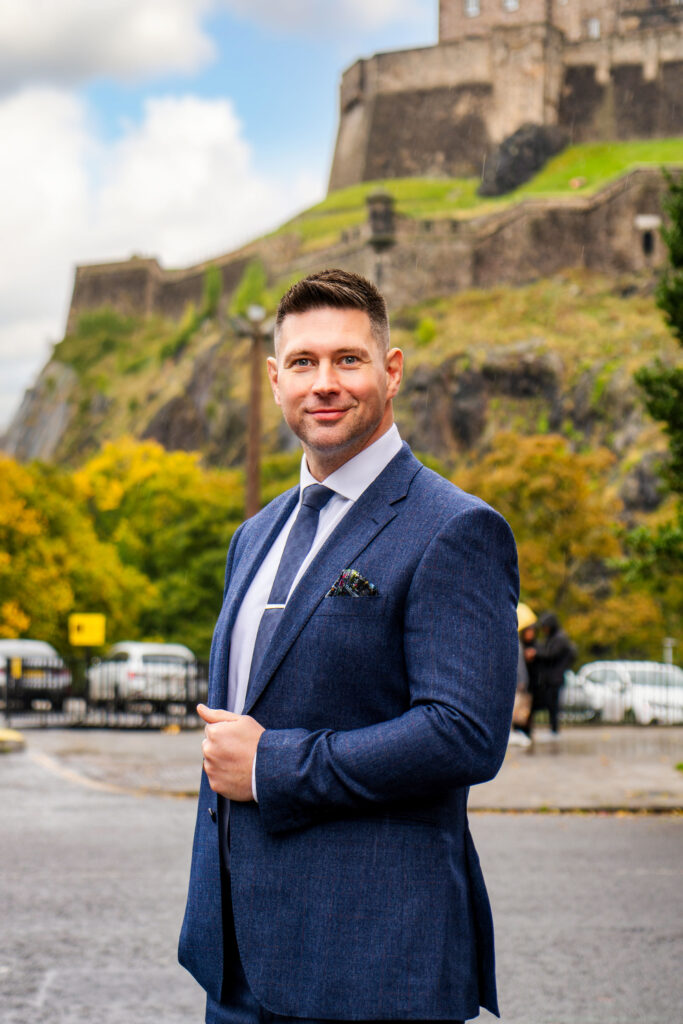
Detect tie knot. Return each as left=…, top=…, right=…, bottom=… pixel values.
left=301, top=484, right=335, bottom=512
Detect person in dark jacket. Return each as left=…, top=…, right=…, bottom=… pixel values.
left=518, top=620, right=540, bottom=739
left=529, top=612, right=576, bottom=735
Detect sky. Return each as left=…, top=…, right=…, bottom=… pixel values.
left=0, top=0, right=437, bottom=433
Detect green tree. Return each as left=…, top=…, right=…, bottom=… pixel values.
left=636, top=172, right=683, bottom=492
left=230, top=259, right=271, bottom=317
left=201, top=265, right=222, bottom=319
left=627, top=171, right=683, bottom=617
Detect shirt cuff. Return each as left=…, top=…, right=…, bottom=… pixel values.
left=251, top=751, right=258, bottom=802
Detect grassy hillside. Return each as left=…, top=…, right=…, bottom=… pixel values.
left=275, top=139, right=683, bottom=251
left=39, top=269, right=676, bottom=487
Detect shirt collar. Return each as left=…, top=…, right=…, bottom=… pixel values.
left=299, top=423, right=402, bottom=502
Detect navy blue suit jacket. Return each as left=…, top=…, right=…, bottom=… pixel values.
left=179, top=444, right=519, bottom=1021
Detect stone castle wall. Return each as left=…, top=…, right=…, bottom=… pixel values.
left=328, top=12, right=683, bottom=191
left=439, top=0, right=621, bottom=45
left=66, top=168, right=670, bottom=329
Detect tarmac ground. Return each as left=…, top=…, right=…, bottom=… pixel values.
left=12, top=722, right=683, bottom=811
left=1, top=723, right=682, bottom=1023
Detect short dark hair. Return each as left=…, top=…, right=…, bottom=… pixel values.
left=274, top=268, right=390, bottom=352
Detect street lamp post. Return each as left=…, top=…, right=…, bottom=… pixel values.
left=245, top=304, right=267, bottom=519
left=230, top=303, right=272, bottom=519
left=366, top=191, right=396, bottom=288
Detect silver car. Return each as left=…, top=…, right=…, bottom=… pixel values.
left=87, top=641, right=197, bottom=707
left=576, top=660, right=683, bottom=724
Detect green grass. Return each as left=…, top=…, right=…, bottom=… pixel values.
left=274, top=139, right=683, bottom=251
left=273, top=178, right=487, bottom=248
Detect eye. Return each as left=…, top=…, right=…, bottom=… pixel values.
left=291, top=357, right=312, bottom=367
left=340, top=355, right=359, bottom=365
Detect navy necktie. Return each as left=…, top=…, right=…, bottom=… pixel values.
left=248, top=483, right=334, bottom=688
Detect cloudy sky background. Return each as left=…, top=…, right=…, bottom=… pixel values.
left=0, top=0, right=436, bottom=432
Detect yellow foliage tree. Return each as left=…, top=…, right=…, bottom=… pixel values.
left=456, top=433, right=664, bottom=658
left=0, top=454, right=155, bottom=651
left=75, top=438, right=244, bottom=654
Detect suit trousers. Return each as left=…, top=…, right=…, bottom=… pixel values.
left=207, top=862, right=464, bottom=1024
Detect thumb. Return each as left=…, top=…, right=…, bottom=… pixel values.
left=197, top=703, right=240, bottom=724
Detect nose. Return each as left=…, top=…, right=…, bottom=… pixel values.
left=312, top=360, right=340, bottom=394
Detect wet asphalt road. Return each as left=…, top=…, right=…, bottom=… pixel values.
left=1, top=741, right=682, bottom=1024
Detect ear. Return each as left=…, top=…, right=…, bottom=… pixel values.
left=385, top=347, right=403, bottom=400
left=267, top=356, right=281, bottom=406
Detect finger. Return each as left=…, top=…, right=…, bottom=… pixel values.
left=197, top=704, right=240, bottom=724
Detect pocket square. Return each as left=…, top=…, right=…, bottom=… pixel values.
left=326, top=568, right=378, bottom=598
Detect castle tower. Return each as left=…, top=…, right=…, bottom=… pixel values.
left=328, top=0, right=683, bottom=193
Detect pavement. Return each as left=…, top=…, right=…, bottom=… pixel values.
left=4, top=722, right=683, bottom=811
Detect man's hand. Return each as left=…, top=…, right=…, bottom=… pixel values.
left=198, top=704, right=265, bottom=802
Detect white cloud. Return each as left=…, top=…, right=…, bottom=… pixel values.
left=222, top=0, right=427, bottom=34
left=0, top=86, right=323, bottom=431
left=0, top=0, right=214, bottom=90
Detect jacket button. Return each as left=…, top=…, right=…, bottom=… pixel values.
left=208, top=807, right=217, bottom=822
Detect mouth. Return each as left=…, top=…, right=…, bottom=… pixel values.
left=306, top=407, right=351, bottom=421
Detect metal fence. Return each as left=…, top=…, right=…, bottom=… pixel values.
left=3, top=656, right=682, bottom=730
left=1, top=656, right=209, bottom=729
left=555, top=663, right=683, bottom=725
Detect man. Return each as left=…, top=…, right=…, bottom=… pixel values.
left=179, top=269, right=519, bottom=1024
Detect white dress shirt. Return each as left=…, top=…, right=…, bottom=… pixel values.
left=226, top=424, right=403, bottom=799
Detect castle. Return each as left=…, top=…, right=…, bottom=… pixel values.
left=329, top=0, right=683, bottom=188
left=61, top=0, right=682, bottom=329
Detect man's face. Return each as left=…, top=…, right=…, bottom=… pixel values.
left=267, top=306, right=403, bottom=480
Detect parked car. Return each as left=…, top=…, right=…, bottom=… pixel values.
left=576, top=660, right=683, bottom=724
left=0, top=639, right=72, bottom=711
left=560, top=669, right=601, bottom=722
left=87, top=641, right=197, bottom=707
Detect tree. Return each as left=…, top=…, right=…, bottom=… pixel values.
left=636, top=171, right=683, bottom=493
left=230, top=259, right=270, bottom=317
left=0, top=455, right=154, bottom=652
left=201, top=265, right=222, bottom=320
left=74, top=439, right=244, bottom=655
left=456, top=433, right=663, bottom=658
left=626, top=170, right=683, bottom=625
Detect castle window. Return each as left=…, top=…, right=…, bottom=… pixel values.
left=464, top=0, right=480, bottom=17
left=587, top=18, right=601, bottom=39
left=503, top=0, right=519, bottom=10
left=642, top=231, right=654, bottom=258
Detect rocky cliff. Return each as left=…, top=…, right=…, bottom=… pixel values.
left=4, top=269, right=676, bottom=522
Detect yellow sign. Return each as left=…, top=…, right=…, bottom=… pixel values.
left=68, top=613, right=106, bottom=647
left=10, top=658, right=22, bottom=680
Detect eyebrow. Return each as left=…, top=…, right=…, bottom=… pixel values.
left=284, top=345, right=371, bottom=362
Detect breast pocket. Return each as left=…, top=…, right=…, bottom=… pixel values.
left=316, top=596, right=388, bottom=619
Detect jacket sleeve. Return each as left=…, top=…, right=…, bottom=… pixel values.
left=254, top=504, right=519, bottom=835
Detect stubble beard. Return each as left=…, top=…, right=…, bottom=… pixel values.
left=289, top=403, right=386, bottom=476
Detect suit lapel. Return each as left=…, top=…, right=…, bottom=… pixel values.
left=208, top=487, right=299, bottom=707
left=244, top=445, right=422, bottom=714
